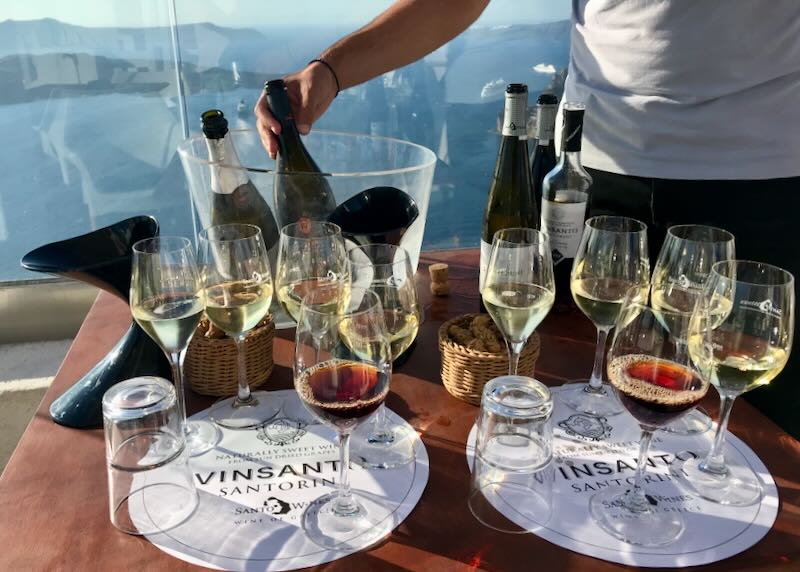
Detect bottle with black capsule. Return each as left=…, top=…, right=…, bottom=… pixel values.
left=264, top=79, right=337, bottom=227
left=541, top=101, right=592, bottom=311
left=530, top=92, right=559, bottom=212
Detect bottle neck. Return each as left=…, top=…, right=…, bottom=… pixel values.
left=502, top=92, right=528, bottom=139
left=557, top=150, right=584, bottom=170
left=535, top=104, right=557, bottom=146
left=205, top=135, right=249, bottom=194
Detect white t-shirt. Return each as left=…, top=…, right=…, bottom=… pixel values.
left=564, top=0, right=800, bottom=180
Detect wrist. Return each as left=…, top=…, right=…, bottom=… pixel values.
left=308, top=58, right=340, bottom=100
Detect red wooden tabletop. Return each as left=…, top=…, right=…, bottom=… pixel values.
left=0, top=249, right=797, bottom=571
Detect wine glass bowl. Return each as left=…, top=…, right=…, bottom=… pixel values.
left=275, top=221, right=350, bottom=323
left=589, top=299, right=710, bottom=546
left=130, top=236, right=219, bottom=455
left=651, top=224, right=735, bottom=435
left=561, top=216, right=650, bottom=417
left=681, top=260, right=794, bottom=506
left=294, top=286, right=394, bottom=549
left=481, top=228, right=555, bottom=376
left=198, top=223, right=278, bottom=429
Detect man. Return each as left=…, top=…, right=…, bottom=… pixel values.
left=255, top=0, right=800, bottom=438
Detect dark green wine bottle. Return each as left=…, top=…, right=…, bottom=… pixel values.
left=480, top=84, right=538, bottom=295
left=264, top=79, right=337, bottom=227
left=531, top=93, right=558, bottom=214
left=201, top=109, right=280, bottom=265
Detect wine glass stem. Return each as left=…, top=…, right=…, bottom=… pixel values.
left=588, top=327, right=610, bottom=391
left=333, top=431, right=358, bottom=516
left=507, top=341, right=524, bottom=376
left=701, top=393, right=737, bottom=476
left=169, top=350, right=190, bottom=434
left=624, top=427, right=655, bottom=512
left=233, top=335, right=253, bottom=405
left=369, top=404, right=393, bottom=443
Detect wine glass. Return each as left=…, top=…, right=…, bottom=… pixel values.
left=589, top=294, right=711, bottom=546
left=275, top=221, right=350, bottom=322
left=651, top=224, right=735, bottom=435
left=294, top=286, right=393, bottom=550
left=561, top=216, right=650, bottom=417
left=481, top=228, right=555, bottom=375
left=197, top=223, right=278, bottom=429
left=130, top=236, right=219, bottom=455
left=682, top=260, right=794, bottom=506
left=348, top=244, right=420, bottom=469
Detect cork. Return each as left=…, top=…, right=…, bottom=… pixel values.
left=428, top=263, right=450, bottom=297
left=428, top=263, right=449, bottom=283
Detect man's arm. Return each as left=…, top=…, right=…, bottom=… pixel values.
left=255, top=0, right=489, bottom=157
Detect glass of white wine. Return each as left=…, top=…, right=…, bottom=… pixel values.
left=562, top=216, right=650, bottom=417
left=198, top=223, right=278, bottom=429
left=683, top=260, right=794, bottom=506
left=275, top=221, right=350, bottom=322
left=651, top=224, right=735, bottom=435
left=348, top=244, right=420, bottom=469
left=131, top=236, right=219, bottom=454
left=482, top=228, right=555, bottom=375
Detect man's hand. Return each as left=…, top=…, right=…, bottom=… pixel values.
left=254, top=62, right=338, bottom=159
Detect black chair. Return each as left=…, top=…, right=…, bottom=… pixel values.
left=21, top=216, right=171, bottom=428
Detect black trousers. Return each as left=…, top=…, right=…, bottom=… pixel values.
left=587, top=168, right=800, bottom=439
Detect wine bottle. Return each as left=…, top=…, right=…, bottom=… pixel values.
left=541, top=102, right=592, bottom=310
left=480, top=84, right=538, bottom=296
left=530, top=93, right=558, bottom=212
left=264, top=79, right=337, bottom=227
left=201, top=109, right=280, bottom=267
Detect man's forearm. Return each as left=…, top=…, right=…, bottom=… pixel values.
left=320, top=0, right=489, bottom=90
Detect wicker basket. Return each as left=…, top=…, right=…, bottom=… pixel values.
left=438, top=314, right=540, bottom=406
left=184, top=316, right=275, bottom=396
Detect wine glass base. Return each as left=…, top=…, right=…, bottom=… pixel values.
left=589, top=487, right=685, bottom=547
left=661, top=408, right=712, bottom=436
left=302, top=490, right=394, bottom=551
left=559, top=380, right=625, bottom=417
left=351, top=423, right=415, bottom=469
left=210, top=391, right=281, bottom=429
left=185, top=420, right=221, bottom=456
left=678, top=457, right=762, bottom=506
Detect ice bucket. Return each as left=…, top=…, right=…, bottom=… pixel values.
left=177, top=129, right=436, bottom=274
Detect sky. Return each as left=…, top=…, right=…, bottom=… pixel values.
left=1, top=0, right=569, bottom=29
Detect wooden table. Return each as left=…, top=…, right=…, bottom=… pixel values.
left=1, top=250, right=798, bottom=571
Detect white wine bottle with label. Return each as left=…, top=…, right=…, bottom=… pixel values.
left=480, top=84, right=538, bottom=307
left=541, top=102, right=592, bottom=310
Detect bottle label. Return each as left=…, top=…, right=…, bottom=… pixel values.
left=541, top=199, right=587, bottom=265
left=479, top=239, right=492, bottom=291
left=502, top=93, right=528, bottom=139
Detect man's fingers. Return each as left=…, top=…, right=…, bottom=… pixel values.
left=256, top=118, right=277, bottom=159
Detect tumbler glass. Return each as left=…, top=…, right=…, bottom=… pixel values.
left=469, top=375, right=554, bottom=533
left=103, top=376, right=198, bottom=535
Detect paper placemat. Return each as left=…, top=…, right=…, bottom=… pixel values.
left=466, top=386, right=779, bottom=567
left=142, top=389, right=429, bottom=571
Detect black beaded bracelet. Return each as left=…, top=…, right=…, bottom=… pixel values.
left=309, top=58, right=341, bottom=97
